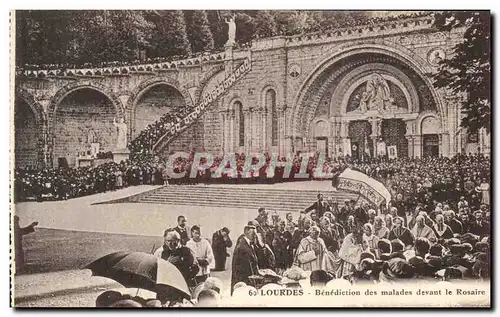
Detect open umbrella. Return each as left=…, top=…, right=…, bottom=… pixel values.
left=84, top=251, right=190, bottom=299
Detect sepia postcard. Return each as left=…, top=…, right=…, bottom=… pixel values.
left=10, top=10, right=491, bottom=308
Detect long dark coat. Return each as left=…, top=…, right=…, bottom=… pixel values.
left=230, top=237, right=259, bottom=294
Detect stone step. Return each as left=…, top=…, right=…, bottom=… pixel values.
left=138, top=197, right=316, bottom=208
left=141, top=194, right=352, bottom=205
left=144, top=192, right=355, bottom=202
left=150, top=188, right=348, bottom=198
left=133, top=199, right=309, bottom=213
left=123, top=184, right=361, bottom=212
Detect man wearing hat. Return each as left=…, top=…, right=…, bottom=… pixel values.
left=212, top=227, right=232, bottom=272
left=231, top=223, right=260, bottom=295
left=303, top=194, right=331, bottom=219
left=255, top=207, right=271, bottom=236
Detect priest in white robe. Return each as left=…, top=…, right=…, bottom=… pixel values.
left=411, top=215, right=437, bottom=244
left=294, top=226, right=327, bottom=272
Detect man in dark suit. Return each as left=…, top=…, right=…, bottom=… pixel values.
left=231, top=224, right=259, bottom=294
left=212, top=227, right=232, bottom=271
left=154, top=230, right=199, bottom=283
left=172, top=215, right=190, bottom=246
left=469, top=210, right=489, bottom=239
left=302, top=194, right=330, bottom=218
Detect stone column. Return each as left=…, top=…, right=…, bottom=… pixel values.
left=441, top=132, right=450, bottom=157
left=220, top=110, right=228, bottom=154
left=340, top=120, right=350, bottom=157
left=414, top=135, right=422, bottom=158
left=229, top=109, right=236, bottom=152
left=252, top=108, right=260, bottom=152
left=244, top=108, right=253, bottom=152
left=277, top=105, right=286, bottom=155
left=261, top=108, right=268, bottom=151
left=438, top=134, right=443, bottom=157
left=369, top=117, right=382, bottom=156
left=224, top=44, right=234, bottom=76
left=328, top=118, right=335, bottom=158
left=404, top=119, right=416, bottom=158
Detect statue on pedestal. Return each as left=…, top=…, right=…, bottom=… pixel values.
left=225, top=15, right=236, bottom=46
left=87, top=129, right=100, bottom=157
left=113, top=117, right=128, bottom=150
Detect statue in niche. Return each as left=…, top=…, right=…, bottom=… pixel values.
left=365, top=73, right=393, bottom=111
left=353, top=73, right=398, bottom=113
left=87, top=129, right=97, bottom=144
left=87, top=128, right=100, bottom=157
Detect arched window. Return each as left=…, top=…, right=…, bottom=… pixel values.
left=266, top=89, right=278, bottom=146
left=235, top=101, right=244, bottom=147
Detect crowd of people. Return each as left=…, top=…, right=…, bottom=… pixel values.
left=95, top=187, right=490, bottom=307
left=14, top=150, right=490, bottom=208
left=17, top=49, right=225, bottom=73
left=128, top=110, right=192, bottom=162
left=14, top=160, right=164, bottom=202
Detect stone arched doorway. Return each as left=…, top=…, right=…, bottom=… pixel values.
left=420, top=115, right=442, bottom=157
left=52, top=88, right=119, bottom=167
left=291, top=48, right=442, bottom=158
left=14, top=96, right=44, bottom=168
left=313, top=120, right=329, bottom=156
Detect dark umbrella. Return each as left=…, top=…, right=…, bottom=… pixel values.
left=84, top=251, right=191, bottom=299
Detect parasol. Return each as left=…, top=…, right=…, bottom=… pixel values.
left=84, top=251, right=191, bottom=299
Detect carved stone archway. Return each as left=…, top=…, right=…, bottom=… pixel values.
left=291, top=43, right=445, bottom=139
left=127, top=78, right=193, bottom=138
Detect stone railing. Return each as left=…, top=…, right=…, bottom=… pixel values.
left=252, top=15, right=435, bottom=50
left=152, top=57, right=253, bottom=153
left=17, top=51, right=227, bottom=79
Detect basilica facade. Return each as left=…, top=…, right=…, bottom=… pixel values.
left=14, top=15, right=490, bottom=169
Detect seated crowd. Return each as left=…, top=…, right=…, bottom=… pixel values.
left=14, top=160, right=164, bottom=202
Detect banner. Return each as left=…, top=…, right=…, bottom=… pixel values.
left=377, top=140, right=387, bottom=157
left=387, top=145, right=398, bottom=160
left=337, top=168, right=392, bottom=207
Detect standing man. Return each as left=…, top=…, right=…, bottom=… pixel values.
left=186, top=225, right=214, bottom=285
left=154, top=230, right=199, bottom=283
left=231, top=224, right=259, bottom=294
left=172, top=215, right=190, bottom=246
left=303, top=194, right=331, bottom=218
left=211, top=227, right=232, bottom=272
left=14, top=216, right=38, bottom=273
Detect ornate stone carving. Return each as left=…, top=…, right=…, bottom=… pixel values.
left=427, top=48, right=446, bottom=66
left=288, top=63, right=301, bottom=79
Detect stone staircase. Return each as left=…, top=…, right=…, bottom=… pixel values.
left=101, top=185, right=361, bottom=213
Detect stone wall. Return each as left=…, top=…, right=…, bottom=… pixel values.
left=15, top=99, right=39, bottom=168
left=52, top=89, right=118, bottom=167
left=134, top=84, right=187, bottom=134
